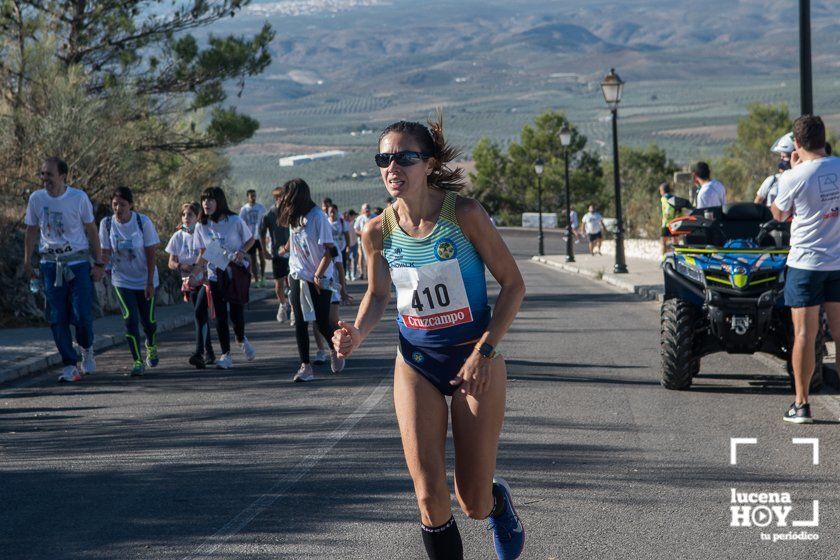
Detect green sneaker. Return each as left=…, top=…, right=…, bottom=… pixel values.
left=130, top=361, right=145, bottom=377
left=145, top=345, right=159, bottom=368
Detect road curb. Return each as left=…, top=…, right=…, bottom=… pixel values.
left=0, top=289, right=273, bottom=385
left=531, top=256, right=665, bottom=302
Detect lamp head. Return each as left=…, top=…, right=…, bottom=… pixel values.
left=601, top=68, right=624, bottom=108
left=559, top=124, right=572, bottom=147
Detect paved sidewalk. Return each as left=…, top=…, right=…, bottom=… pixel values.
left=534, top=253, right=665, bottom=301
left=0, top=287, right=274, bottom=384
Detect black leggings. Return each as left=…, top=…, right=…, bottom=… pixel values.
left=209, top=279, right=245, bottom=354
left=114, top=287, right=157, bottom=363
left=189, top=286, right=214, bottom=356
left=289, top=279, right=336, bottom=363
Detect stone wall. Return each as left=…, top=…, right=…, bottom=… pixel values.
left=599, top=238, right=661, bottom=262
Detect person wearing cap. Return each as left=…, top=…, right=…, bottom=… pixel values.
left=755, top=132, right=794, bottom=207
left=693, top=162, right=726, bottom=209
left=771, top=114, right=840, bottom=424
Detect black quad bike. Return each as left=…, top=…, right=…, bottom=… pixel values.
left=660, top=202, right=825, bottom=391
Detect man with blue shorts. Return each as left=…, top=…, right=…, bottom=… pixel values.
left=772, top=114, right=840, bottom=423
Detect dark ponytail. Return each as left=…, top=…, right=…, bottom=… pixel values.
left=378, top=109, right=466, bottom=192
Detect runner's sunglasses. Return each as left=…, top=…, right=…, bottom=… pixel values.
left=374, top=151, right=432, bottom=168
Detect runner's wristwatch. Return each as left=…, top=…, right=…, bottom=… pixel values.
left=475, top=342, right=497, bottom=359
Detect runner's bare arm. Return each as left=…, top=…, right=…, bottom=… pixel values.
left=770, top=202, right=788, bottom=222
left=84, top=222, right=103, bottom=264
left=458, top=197, right=525, bottom=349
left=355, top=216, right=392, bottom=342
left=144, top=244, right=158, bottom=283
left=23, top=225, right=38, bottom=278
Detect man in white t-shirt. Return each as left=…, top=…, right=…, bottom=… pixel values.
left=239, top=189, right=268, bottom=287
left=580, top=205, right=605, bottom=255
left=23, top=157, right=105, bottom=382
left=693, top=162, right=727, bottom=209
left=771, top=114, right=840, bottom=424
left=353, top=203, right=372, bottom=280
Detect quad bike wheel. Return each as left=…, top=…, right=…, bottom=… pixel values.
left=661, top=298, right=699, bottom=390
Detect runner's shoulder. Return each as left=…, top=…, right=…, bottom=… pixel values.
left=455, top=195, right=490, bottom=224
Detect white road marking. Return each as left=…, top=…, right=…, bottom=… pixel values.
left=183, top=378, right=391, bottom=559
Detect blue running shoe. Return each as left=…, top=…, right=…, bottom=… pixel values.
left=488, top=477, right=525, bottom=559
left=145, top=344, right=159, bottom=368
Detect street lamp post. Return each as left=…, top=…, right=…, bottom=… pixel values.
left=559, top=124, right=574, bottom=262
left=800, top=0, right=813, bottom=115
left=601, top=68, right=628, bottom=274
left=534, top=157, right=544, bottom=256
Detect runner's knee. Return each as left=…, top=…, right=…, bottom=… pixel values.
left=455, top=485, right=493, bottom=520
left=416, top=489, right=452, bottom=524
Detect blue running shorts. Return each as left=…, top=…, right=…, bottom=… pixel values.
left=784, top=266, right=840, bottom=308
left=398, top=335, right=475, bottom=396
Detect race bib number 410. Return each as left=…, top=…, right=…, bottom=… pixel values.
left=392, top=259, right=473, bottom=330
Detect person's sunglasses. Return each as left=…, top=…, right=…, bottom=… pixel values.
left=375, top=151, right=431, bottom=168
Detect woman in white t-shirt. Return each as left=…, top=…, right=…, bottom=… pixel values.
left=165, top=201, right=215, bottom=369
left=278, top=178, right=342, bottom=382
left=195, top=187, right=256, bottom=370
left=99, top=186, right=161, bottom=377
left=312, top=204, right=354, bottom=359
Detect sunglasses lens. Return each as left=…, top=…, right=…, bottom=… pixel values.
left=394, top=153, right=419, bottom=166
left=376, top=152, right=424, bottom=168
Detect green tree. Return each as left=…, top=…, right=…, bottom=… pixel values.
left=468, top=110, right=605, bottom=224
left=713, top=103, right=792, bottom=202
left=469, top=137, right=513, bottom=216
left=1, top=1, right=273, bottom=150
left=613, top=144, right=679, bottom=238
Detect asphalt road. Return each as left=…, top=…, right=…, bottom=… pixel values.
left=1, top=230, right=838, bottom=559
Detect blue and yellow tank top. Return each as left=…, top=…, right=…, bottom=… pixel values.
left=382, top=191, right=490, bottom=346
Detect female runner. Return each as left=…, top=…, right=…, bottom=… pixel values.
left=333, top=116, right=526, bottom=560
left=195, top=186, right=256, bottom=369
left=99, top=186, right=161, bottom=377
left=165, top=201, right=216, bottom=368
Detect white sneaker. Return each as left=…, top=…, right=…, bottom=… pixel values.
left=289, top=312, right=296, bottom=327
left=293, top=363, right=315, bottom=382
left=276, top=305, right=285, bottom=323
left=313, top=349, right=328, bottom=365
left=58, top=365, right=82, bottom=383
left=240, top=338, right=256, bottom=362
left=330, top=350, right=345, bottom=373
left=80, top=346, right=96, bottom=375
left=216, top=353, right=233, bottom=369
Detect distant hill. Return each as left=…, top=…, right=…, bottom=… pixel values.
left=217, top=0, right=840, bottom=202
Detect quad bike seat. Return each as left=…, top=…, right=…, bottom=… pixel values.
left=685, top=203, right=787, bottom=247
